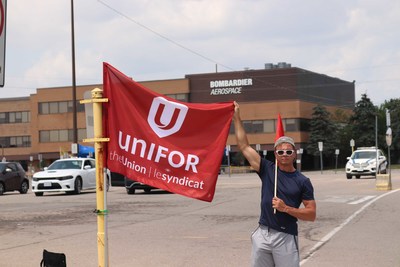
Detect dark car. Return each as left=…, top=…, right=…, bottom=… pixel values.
left=125, top=177, right=157, bottom=194
left=110, top=172, right=125, bottom=187
left=0, top=162, right=29, bottom=195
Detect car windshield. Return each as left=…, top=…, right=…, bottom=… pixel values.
left=352, top=151, right=376, bottom=159
left=47, top=160, right=82, bottom=170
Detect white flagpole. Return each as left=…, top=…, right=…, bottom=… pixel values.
left=274, top=158, right=278, bottom=214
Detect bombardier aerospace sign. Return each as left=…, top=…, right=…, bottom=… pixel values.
left=210, top=78, right=253, bottom=95
left=103, top=63, right=234, bottom=202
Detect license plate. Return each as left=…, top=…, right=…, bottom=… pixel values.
left=357, top=168, right=363, bottom=172
left=44, top=181, right=52, bottom=187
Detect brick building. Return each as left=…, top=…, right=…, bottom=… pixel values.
left=0, top=63, right=354, bottom=170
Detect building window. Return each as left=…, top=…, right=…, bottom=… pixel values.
left=22, top=111, right=30, bottom=123
left=49, top=102, right=58, bottom=114
left=78, top=129, right=87, bottom=141
left=0, top=136, right=31, bottom=148
left=229, top=123, right=235, bottom=134
left=9, top=112, right=15, bottom=122
left=59, top=130, right=69, bottom=142
left=0, top=113, right=5, bottom=123
left=263, top=120, right=275, bottom=133
left=166, top=93, right=189, bottom=102
left=39, top=129, right=87, bottom=143
left=49, top=130, right=59, bottom=142
left=285, top=118, right=297, bottom=132
left=0, top=111, right=31, bottom=124
left=38, top=101, right=84, bottom=114
left=228, top=118, right=306, bottom=136
left=67, top=101, right=74, bottom=113
left=59, top=101, right=68, bottom=113
left=253, top=121, right=263, bottom=133
left=76, top=101, right=85, bottom=112
left=243, top=121, right=253, bottom=132
left=243, top=120, right=270, bottom=133
left=39, top=131, right=50, bottom=142
left=39, top=103, right=49, bottom=114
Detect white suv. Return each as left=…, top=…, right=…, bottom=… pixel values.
left=345, top=147, right=387, bottom=179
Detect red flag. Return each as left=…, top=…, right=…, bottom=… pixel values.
left=275, top=113, right=284, bottom=141
left=102, top=63, right=234, bottom=202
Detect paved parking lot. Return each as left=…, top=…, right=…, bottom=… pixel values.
left=0, top=169, right=399, bottom=266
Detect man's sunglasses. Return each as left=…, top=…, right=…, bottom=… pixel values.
left=276, top=150, right=295, bottom=156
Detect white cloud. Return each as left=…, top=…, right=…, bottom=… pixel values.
left=1, top=0, right=399, bottom=105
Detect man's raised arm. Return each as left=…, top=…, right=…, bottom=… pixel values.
left=233, top=102, right=261, bottom=172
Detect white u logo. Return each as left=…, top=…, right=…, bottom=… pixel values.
left=147, top=97, right=188, bottom=138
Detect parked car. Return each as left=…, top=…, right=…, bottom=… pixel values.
left=345, top=147, right=387, bottom=179
left=32, top=158, right=108, bottom=196
left=111, top=173, right=159, bottom=194
left=125, top=177, right=157, bottom=194
left=110, top=172, right=125, bottom=187
left=0, top=162, right=29, bottom=195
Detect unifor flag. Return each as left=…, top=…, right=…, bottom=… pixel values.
left=103, top=63, right=234, bottom=202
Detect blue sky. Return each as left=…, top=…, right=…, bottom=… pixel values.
left=3, top=0, right=400, bottom=105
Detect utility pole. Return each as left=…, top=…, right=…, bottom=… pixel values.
left=71, top=0, right=78, bottom=146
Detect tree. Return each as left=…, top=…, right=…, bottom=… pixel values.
left=306, top=104, right=338, bottom=157
left=330, top=108, right=353, bottom=162
left=348, top=94, right=377, bottom=147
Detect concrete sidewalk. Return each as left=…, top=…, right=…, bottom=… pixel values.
left=302, top=185, right=400, bottom=267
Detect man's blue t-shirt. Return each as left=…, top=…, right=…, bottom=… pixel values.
left=257, top=158, right=315, bottom=235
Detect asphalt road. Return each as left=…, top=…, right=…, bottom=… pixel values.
left=0, top=169, right=399, bottom=266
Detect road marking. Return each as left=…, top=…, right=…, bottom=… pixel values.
left=321, top=195, right=376, bottom=204
left=300, top=188, right=400, bottom=266
left=348, top=195, right=376, bottom=205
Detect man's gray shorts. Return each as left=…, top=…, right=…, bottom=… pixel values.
left=251, top=224, right=299, bottom=267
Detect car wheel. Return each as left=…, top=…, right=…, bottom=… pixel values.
left=0, top=182, right=4, bottom=195
left=355, top=175, right=361, bottom=179
left=126, top=188, right=135, bottom=194
left=35, top=192, right=44, bottom=196
left=19, top=180, right=29, bottom=194
left=144, top=188, right=151, bottom=193
left=346, top=174, right=352, bottom=179
left=74, top=177, right=82, bottom=194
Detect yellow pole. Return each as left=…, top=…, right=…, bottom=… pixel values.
left=91, top=88, right=109, bottom=267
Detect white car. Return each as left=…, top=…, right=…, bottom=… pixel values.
left=32, top=158, right=98, bottom=196
left=345, top=147, right=387, bottom=179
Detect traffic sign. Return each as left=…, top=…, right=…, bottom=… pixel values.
left=386, top=127, right=392, bottom=146
left=318, top=142, right=323, bottom=152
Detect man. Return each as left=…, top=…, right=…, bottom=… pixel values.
left=233, top=102, right=316, bottom=267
